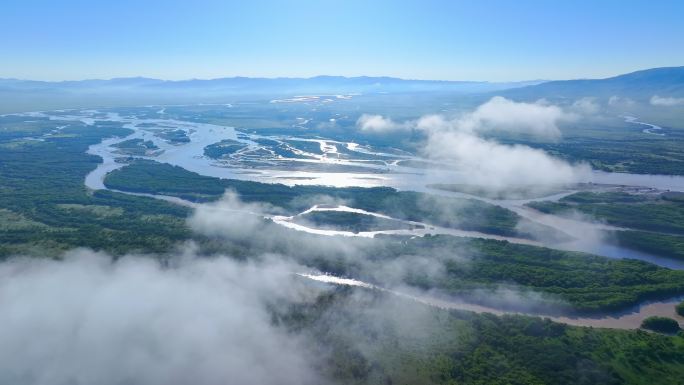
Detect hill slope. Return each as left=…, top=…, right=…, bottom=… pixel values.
left=501, top=67, right=684, bottom=101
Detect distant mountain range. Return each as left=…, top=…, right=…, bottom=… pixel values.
left=1, top=67, right=682, bottom=113
left=0, top=75, right=542, bottom=95
left=0, top=76, right=544, bottom=113
left=501, top=66, right=684, bottom=101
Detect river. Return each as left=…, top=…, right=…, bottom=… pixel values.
left=25, top=108, right=684, bottom=329
left=300, top=273, right=684, bottom=330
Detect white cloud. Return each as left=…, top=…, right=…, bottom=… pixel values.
left=571, top=97, right=600, bottom=115
left=356, top=114, right=410, bottom=133
left=650, top=95, right=684, bottom=106
left=608, top=95, right=635, bottom=106
left=187, top=190, right=279, bottom=240
left=424, top=130, right=590, bottom=190
left=0, top=250, right=321, bottom=385
left=357, top=97, right=578, bottom=139
left=452, top=96, right=573, bottom=139
left=358, top=97, right=589, bottom=191
left=415, top=114, right=451, bottom=131
left=414, top=98, right=590, bottom=190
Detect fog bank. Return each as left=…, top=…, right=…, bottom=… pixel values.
left=0, top=250, right=321, bottom=385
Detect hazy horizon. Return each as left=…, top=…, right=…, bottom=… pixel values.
left=3, top=65, right=682, bottom=83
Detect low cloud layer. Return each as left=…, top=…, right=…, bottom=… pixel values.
left=424, top=129, right=588, bottom=190
left=187, top=190, right=278, bottom=240
left=356, top=113, right=411, bottom=133
left=356, top=97, right=590, bottom=191
left=570, top=97, right=600, bottom=115
left=608, top=95, right=635, bottom=106
left=0, top=250, right=321, bottom=385
left=651, top=95, right=684, bottom=106
left=357, top=97, right=574, bottom=139
left=452, top=96, right=574, bottom=139
left=0, top=190, right=577, bottom=385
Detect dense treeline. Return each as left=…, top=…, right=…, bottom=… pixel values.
left=292, top=211, right=418, bottom=232
left=527, top=191, right=684, bottom=260
left=527, top=193, right=684, bottom=235
left=112, top=138, right=159, bottom=155
left=188, top=215, right=684, bottom=313
left=203, top=139, right=247, bottom=159
left=612, top=230, right=684, bottom=261
left=0, top=120, right=191, bottom=256
left=640, top=316, right=681, bottom=334
left=281, top=287, right=684, bottom=385
left=102, top=161, right=684, bottom=312
left=4, top=112, right=684, bottom=383
left=3, top=121, right=684, bottom=312
left=382, top=236, right=684, bottom=313
left=560, top=191, right=649, bottom=204
left=520, top=136, right=684, bottom=175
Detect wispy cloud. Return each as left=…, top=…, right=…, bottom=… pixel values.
left=570, top=97, right=600, bottom=115
left=423, top=129, right=589, bottom=190
left=651, top=95, right=684, bottom=106
left=356, top=113, right=411, bottom=133
left=449, top=96, right=574, bottom=139
left=356, top=97, right=590, bottom=191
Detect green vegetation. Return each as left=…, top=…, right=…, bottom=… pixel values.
left=428, top=183, right=564, bottom=200
left=514, top=123, right=684, bottom=175
left=0, top=117, right=57, bottom=141
left=191, top=219, right=684, bottom=313
left=677, top=301, right=684, bottom=317
left=5, top=117, right=675, bottom=312
left=0, top=118, right=191, bottom=257
left=611, top=230, right=684, bottom=261
left=284, top=287, right=684, bottom=385
left=377, top=235, right=684, bottom=313
left=292, top=211, right=419, bottom=232
left=104, top=160, right=554, bottom=239
left=527, top=191, right=684, bottom=260
left=640, top=316, right=681, bottom=334
left=663, top=191, right=684, bottom=203
left=100, top=161, right=684, bottom=311
left=283, top=139, right=324, bottom=155
left=560, top=191, right=649, bottom=204
left=203, top=139, right=247, bottom=159
left=5, top=110, right=684, bottom=383
left=112, top=138, right=159, bottom=156
left=3, top=117, right=684, bottom=313
left=155, top=128, right=189, bottom=143
left=527, top=192, right=684, bottom=235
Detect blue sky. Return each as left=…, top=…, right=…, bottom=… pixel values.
left=2, top=0, right=683, bottom=81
